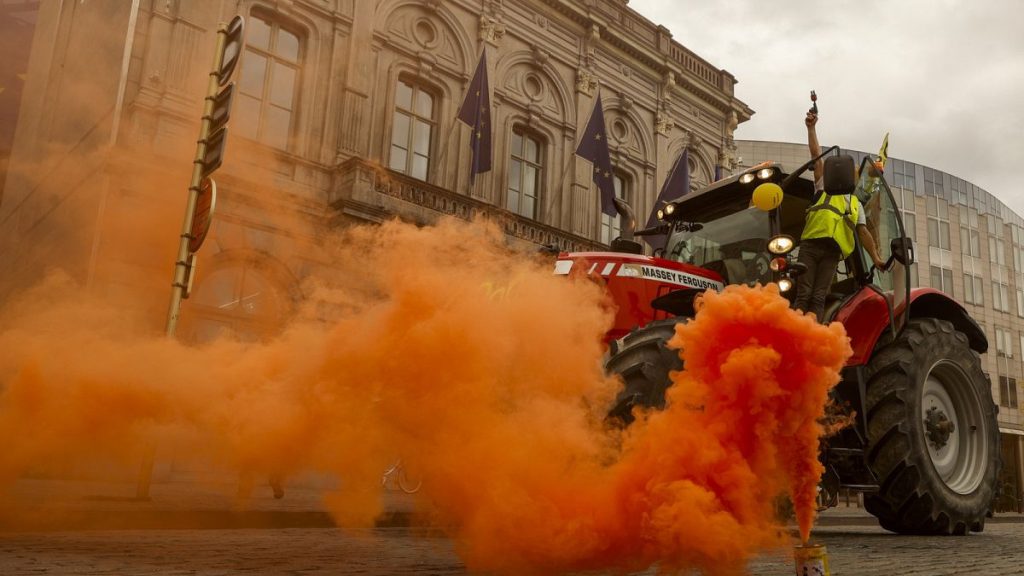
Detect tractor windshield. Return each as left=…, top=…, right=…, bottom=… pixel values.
left=662, top=205, right=772, bottom=286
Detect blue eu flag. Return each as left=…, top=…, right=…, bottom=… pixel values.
left=457, top=50, right=492, bottom=181
left=645, top=148, right=689, bottom=247
left=575, top=93, right=617, bottom=218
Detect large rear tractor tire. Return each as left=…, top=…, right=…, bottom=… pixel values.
left=863, top=318, right=1001, bottom=534
left=604, top=318, right=684, bottom=425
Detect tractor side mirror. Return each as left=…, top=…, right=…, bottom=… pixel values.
left=890, top=237, right=915, bottom=266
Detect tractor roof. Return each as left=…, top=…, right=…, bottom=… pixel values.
left=665, top=162, right=818, bottom=222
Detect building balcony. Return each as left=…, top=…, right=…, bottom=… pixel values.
left=330, top=157, right=605, bottom=254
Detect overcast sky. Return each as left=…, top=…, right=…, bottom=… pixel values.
left=629, top=0, right=1024, bottom=219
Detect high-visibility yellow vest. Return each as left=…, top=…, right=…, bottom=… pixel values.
left=801, top=193, right=861, bottom=258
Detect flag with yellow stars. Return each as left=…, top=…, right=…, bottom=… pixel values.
left=575, top=93, right=616, bottom=217
left=456, top=49, right=492, bottom=181
left=644, top=148, right=689, bottom=247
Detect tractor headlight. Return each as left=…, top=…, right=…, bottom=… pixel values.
left=767, top=235, right=795, bottom=255
left=778, top=276, right=794, bottom=293
left=739, top=172, right=756, bottom=184
left=757, top=167, right=774, bottom=180
left=664, top=203, right=676, bottom=216
left=657, top=209, right=665, bottom=221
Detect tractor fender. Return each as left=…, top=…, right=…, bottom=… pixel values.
left=835, top=287, right=987, bottom=366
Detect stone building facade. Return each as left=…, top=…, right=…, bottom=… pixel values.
left=0, top=0, right=752, bottom=342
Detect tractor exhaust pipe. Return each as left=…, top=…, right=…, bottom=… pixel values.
left=613, top=196, right=635, bottom=240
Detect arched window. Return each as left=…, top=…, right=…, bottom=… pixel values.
left=184, top=259, right=293, bottom=343
left=235, top=12, right=303, bottom=150
left=507, top=126, right=544, bottom=219
left=389, top=78, right=437, bottom=181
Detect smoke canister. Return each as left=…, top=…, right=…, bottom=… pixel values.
left=793, top=543, right=830, bottom=576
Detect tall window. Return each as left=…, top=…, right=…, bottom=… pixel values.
left=506, top=127, right=543, bottom=218
left=892, top=159, right=916, bottom=191
left=236, top=13, right=301, bottom=150
left=923, top=167, right=944, bottom=197
left=951, top=176, right=969, bottom=206
left=960, top=209, right=980, bottom=257
left=963, top=273, right=984, bottom=306
left=1011, top=225, right=1024, bottom=269
left=999, top=376, right=1018, bottom=409
left=996, top=328, right=1014, bottom=358
left=926, top=196, right=950, bottom=250
left=601, top=172, right=629, bottom=244
left=389, top=79, right=436, bottom=180
left=929, top=265, right=953, bottom=297
left=895, top=188, right=917, bottom=242
left=993, top=281, right=1010, bottom=312
left=988, top=216, right=1006, bottom=267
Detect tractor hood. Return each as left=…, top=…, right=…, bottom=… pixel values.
left=554, top=251, right=724, bottom=341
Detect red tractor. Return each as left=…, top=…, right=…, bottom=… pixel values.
left=557, top=150, right=1000, bottom=535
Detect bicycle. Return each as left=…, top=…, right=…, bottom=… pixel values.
left=381, top=459, right=422, bottom=494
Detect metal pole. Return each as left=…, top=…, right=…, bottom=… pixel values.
left=164, top=23, right=228, bottom=338
left=137, top=23, right=229, bottom=500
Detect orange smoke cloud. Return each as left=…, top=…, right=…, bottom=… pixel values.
left=426, top=282, right=850, bottom=575
left=0, top=218, right=849, bottom=575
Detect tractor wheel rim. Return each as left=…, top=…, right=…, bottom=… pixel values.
left=921, top=360, right=988, bottom=495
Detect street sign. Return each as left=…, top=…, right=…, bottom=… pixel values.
left=189, top=177, right=217, bottom=253
left=208, top=83, right=234, bottom=135
left=201, top=127, right=227, bottom=179
left=218, top=15, right=245, bottom=86
left=166, top=16, right=245, bottom=341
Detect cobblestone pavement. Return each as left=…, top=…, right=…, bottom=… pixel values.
left=2, top=523, right=1023, bottom=576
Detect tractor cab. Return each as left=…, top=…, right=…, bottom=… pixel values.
left=651, top=152, right=917, bottom=334
left=654, top=161, right=818, bottom=294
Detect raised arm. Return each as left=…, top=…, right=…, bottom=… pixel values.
left=806, top=112, right=822, bottom=184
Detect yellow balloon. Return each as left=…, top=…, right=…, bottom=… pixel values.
left=752, top=183, right=784, bottom=211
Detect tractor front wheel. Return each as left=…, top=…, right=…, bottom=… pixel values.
left=604, top=318, right=684, bottom=425
left=863, top=318, right=1000, bottom=534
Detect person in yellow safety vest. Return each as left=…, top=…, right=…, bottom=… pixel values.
left=794, top=111, right=887, bottom=322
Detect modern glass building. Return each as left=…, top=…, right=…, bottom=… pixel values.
left=738, top=139, right=1024, bottom=511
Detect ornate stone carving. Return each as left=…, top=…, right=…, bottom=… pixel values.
left=655, top=112, right=674, bottom=136
left=480, top=14, right=506, bottom=45
left=726, top=110, right=738, bottom=135
left=531, top=45, right=550, bottom=68
left=688, top=133, right=703, bottom=152
left=618, top=92, right=634, bottom=112
left=719, top=142, right=739, bottom=171
left=575, top=68, right=598, bottom=96
left=417, top=52, right=437, bottom=75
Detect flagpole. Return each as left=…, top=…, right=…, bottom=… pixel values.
left=453, top=45, right=492, bottom=200
left=546, top=149, right=577, bottom=225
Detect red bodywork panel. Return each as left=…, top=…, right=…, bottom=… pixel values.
left=561, top=249, right=961, bottom=368
left=555, top=252, right=724, bottom=342
left=833, top=286, right=954, bottom=366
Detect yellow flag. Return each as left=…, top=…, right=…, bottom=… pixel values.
left=878, top=132, right=889, bottom=168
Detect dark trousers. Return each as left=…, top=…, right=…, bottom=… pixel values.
left=793, top=239, right=842, bottom=322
